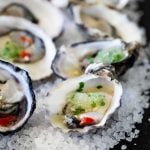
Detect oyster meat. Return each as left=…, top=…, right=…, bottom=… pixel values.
left=0, top=0, right=64, bottom=39
left=52, top=39, right=140, bottom=79
left=0, top=60, right=35, bottom=134
left=46, top=64, right=122, bottom=132
left=0, top=16, right=56, bottom=80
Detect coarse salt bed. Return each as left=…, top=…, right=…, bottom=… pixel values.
left=0, top=49, right=149, bottom=150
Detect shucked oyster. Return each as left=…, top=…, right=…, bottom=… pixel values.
left=71, top=4, right=143, bottom=43
left=0, top=0, right=64, bottom=39
left=0, top=16, right=56, bottom=80
left=52, top=0, right=129, bottom=9
left=0, top=60, right=35, bottom=134
left=46, top=64, right=122, bottom=132
left=70, top=0, right=129, bottom=9
left=52, top=39, right=140, bottom=79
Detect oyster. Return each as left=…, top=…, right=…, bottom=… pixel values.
left=0, top=16, right=56, bottom=81
left=46, top=64, right=122, bottom=132
left=71, top=4, right=143, bottom=43
left=0, top=0, right=64, bottom=39
left=70, top=0, right=129, bottom=9
left=0, top=60, right=35, bottom=134
left=52, top=39, right=140, bottom=79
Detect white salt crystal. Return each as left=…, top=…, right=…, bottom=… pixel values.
left=121, top=145, right=127, bottom=150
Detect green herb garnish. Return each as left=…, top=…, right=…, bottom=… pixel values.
left=73, top=106, right=85, bottom=115
left=76, top=82, right=85, bottom=92
left=94, top=48, right=125, bottom=64
left=66, top=91, right=106, bottom=116
left=99, top=100, right=105, bottom=106
left=86, top=56, right=94, bottom=64
left=91, top=101, right=97, bottom=108
left=0, top=41, right=21, bottom=60
left=96, top=85, right=103, bottom=89
left=88, top=93, right=105, bottom=107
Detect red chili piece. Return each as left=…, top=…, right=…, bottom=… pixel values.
left=20, top=35, right=33, bottom=44
left=80, top=117, right=95, bottom=126
left=0, top=115, right=17, bottom=126
left=19, top=50, right=31, bottom=59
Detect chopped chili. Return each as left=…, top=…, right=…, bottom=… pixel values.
left=19, top=50, right=31, bottom=59
left=0, top=115, right=17, bottom=126
left=20, top=35, right=33, bottom=44
left=80, top=117, right=95, bottom=126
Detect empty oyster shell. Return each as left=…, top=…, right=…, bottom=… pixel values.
left=71, top=4, right=144, bottom=43
left=52, top=39, right=140, bottom=79
left=0, top=16, right=56, bottom=80
left=0, top=0, right=64, bottom=39
left=46, top=64, right=122, bottom=132
left=0, top=60, right=35, bottom=134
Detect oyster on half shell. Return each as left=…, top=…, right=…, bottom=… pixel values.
left=71, top=4, right=143, bottom=43
left=52, top=39, right=140, bottom=79
left=0, top=60, right=35, bottom=134
left=46, top=64, right=122, bottom=132
left=0, top=0, right=64, bottom=39
left=0, top=16, right=56, bottom=81
left=70, top=0, right=129, bottom=9
left=52, top=0, right=129, bottom=10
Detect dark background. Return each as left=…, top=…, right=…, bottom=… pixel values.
left=139, top=0, right=150, bottom=43
left=112, top=0, right=150, bottom=149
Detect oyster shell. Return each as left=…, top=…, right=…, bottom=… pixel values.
left=0, top=0, right=64, bottom=39
left=0, top=16, right=56, bottom=81
left=52, top=39, right=140, bottom=79
left=71, top=4, right=144, bottom=43
left=0, top=60, right=35, bottom=134
left=46, top=64, right=122, bottom=132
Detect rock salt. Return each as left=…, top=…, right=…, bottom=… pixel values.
left=121, top=145, right=127, bottom=150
